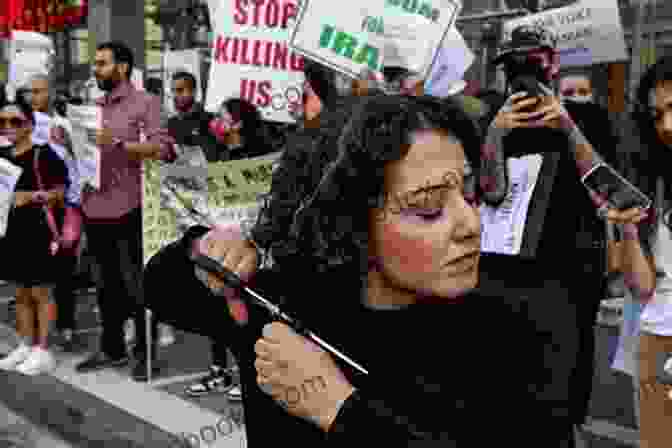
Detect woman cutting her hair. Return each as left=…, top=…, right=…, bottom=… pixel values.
left=147, top=94, right=560, bottom=446
left=188, top=96, right=564, bottom=447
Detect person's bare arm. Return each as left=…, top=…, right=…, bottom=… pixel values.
left=607, top=210, right=656, bottom=301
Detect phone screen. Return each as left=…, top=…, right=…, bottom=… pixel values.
left=581, top=164, right=651, bottom=211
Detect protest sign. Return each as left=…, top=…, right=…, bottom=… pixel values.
left=480, top=154, right=543, bottom=256
left=7, top=31, right=54, bottom=101
left=131, top=68, right=145, bottom=91
left=424, top=25, right=473, bottom=97
left=163, top=49, right=202, bottom=115
left=0, top=158, right=23, bottom=238
left=67, top=104, right=101, bottom=190
left=32, top=111, right=51, bottom=145
left=502, top=0, right=627, bottom=67
left=142, top=151, right=280, bottom=264
left=204, top=0, right=305, bottom=123
left=289, top=0, right=462, bottom=80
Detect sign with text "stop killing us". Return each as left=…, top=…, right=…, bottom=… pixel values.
left=289, top=0, right=462, bottom=80
left=205, top=0, right=305, bottom=124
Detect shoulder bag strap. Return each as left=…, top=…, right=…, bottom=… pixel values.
left=33, top=147, right=60, bottom=242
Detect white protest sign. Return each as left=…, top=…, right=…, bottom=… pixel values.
left=480, top=154, right=544, bottom=256
left=131, top=68, right=145, bottom=91
left=0, top=158, right=23, bottom=238
left=163, top=49, right=202, bottom=115
left=204, top=0, right=305, bottom=123
left=503, top=0, right=627, bottom=67
left=289, top=0, right=462, bottom=79
left=67, top=105, right=101, bottom=190
left=424, top=25, right=473, bottom=97
left=32, top=111, right=51, bottom=145
left=7, top=31, right=54, bottom=101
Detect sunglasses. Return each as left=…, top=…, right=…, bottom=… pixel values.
left=0, top=117, right=29, bottom=128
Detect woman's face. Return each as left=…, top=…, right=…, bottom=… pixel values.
left=0, top=108, right=32, bottom=147
left=652, top=80, right=672, bottom=149
left=369, top=130, right=480, bottom=303
left=217, top=108, right=241, bottom=145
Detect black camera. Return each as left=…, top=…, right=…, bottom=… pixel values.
left=502, top=53, right=547, bottom=99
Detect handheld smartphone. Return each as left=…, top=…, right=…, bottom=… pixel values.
left=581, top=163, right=652, bottom=211
left=510, top=76, right=543, bottom=115
left=657, top=353, right=672, bottom=386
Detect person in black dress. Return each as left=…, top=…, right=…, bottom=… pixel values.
left=0, top=94, right=69, bottom=375
left=146, top=95, right=564, bottom=446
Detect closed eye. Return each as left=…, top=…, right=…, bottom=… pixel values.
left=413, top=208, right=443, bottom=221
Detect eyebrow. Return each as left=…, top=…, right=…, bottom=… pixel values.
left=397, top=167, right=472, bottom=200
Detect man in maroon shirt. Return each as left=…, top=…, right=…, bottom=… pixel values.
left=76, top=41, right=175, bottom=377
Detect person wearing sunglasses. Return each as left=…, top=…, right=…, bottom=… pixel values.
left=0, top=93, right=69, bottom=375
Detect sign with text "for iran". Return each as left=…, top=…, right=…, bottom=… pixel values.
left=205, top=0, right=305, bottom=123
left=289, top=0, right=462, bottom=79
left=503, top=0, right=627, bottom=67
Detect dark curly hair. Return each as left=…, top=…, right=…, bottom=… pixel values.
left=222, top=98, right=263, bottom=140
left=1, top=88, right=36, bottom=125
left=252, top=93, right=482, bottom=286
left=634, top=57, right=672, bottom=182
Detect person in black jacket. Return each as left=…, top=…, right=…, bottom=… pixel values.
left=145, top=94, right=562, bottom=446
left=477, top=25, right=622, bottom=446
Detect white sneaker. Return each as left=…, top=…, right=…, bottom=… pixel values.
left=15, top=347, right=56, bottom=376
left=0, top=344, right=31, bottom=371
left=227, top=385, right=243, bottom=401
left=158, top=324, right=176, bottom=347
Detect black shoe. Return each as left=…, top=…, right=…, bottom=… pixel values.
left=76, top=352, right=129, bottom=373
left=131, top=358, right=160, bottom=382
left=185, top=366, right=236, bottom=397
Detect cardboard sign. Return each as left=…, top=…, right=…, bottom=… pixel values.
left=424, top=25, right=473, bottom=97
left=163, top=49, right=202, bottom=115
left=32, top=111, right=51, bottom=145
left=289, top=0, right=462, bottom=79
left=0, top=158, right=23, bottom=238
left=204, top=0, right=305, bottom=123
left=480, top=154, right=544, bottom=256
left=131, top=68, right=145, bottom=91
left=67, top=105, right=101, bottom=190
left=7, top=31, right=54, bottom=101
left=142, top=151, right=281, bottom=264
left=503, top=0, right=627, bottom=67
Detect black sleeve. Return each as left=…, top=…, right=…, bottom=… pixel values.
left=328, top=300, right=562, bottom=446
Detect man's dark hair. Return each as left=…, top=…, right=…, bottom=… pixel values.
left=172, top=71, right=197, bottom=91
left=6, top=88, right=37, bottom=125
left=97, top=41, right=134, bottom=78
left=252, top=94, right=482, bottom=283
left=382, top=66, right=413, bottom=84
